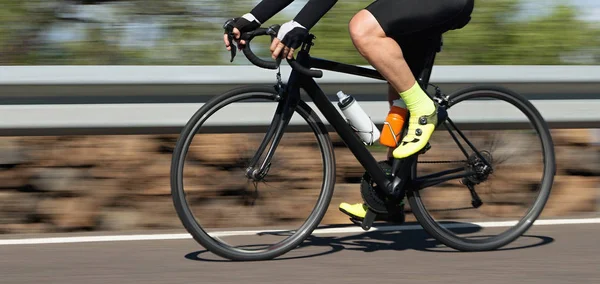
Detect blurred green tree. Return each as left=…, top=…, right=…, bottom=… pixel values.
left=437, top=0, right=600, bottom=65
left=0, top=0, right=58, bottom=64
left=0, top=0, right=598, bottom=65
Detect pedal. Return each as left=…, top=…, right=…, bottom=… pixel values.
left=361, top=209, right=377, bottom=231
left=349, top=217, right=362, bottom=227
left=348, top=209, right=377, bottom=231
left=419, top=142, right=432, bottom=154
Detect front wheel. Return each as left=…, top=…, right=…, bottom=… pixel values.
left=170, top=86, right=336, bottom=261
left=408, top=85, right=556, bottom=251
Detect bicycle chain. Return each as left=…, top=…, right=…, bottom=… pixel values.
left=418, top=160, right=468, bottom=164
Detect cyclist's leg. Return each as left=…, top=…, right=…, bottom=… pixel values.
left=339, top=0, right=474, bottom=221
left=350, top=0, right=474, bottom=159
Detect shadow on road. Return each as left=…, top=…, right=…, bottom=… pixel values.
left=184, top=221, right=554, bottom=262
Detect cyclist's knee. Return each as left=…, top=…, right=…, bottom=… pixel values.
left=349, top=10, right=384, bottom=46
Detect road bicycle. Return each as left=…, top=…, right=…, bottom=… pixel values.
left=170, top=23, right=555, bottom=261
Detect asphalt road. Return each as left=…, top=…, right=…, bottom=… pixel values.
left=1, top=220, right=599, bottom=284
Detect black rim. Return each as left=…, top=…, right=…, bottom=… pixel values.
left=409, top=86, right=555, bottom=248
left=171, top=86, right=335, bottom=260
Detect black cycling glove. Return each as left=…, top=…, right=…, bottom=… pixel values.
left=228, top=13, right=261, bottom=34
left=277, top=20, right=309, bottom=49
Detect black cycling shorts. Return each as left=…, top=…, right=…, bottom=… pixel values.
left=365, top=0, right=474, bottom=79
left=365, top=0, right=474, bottom=40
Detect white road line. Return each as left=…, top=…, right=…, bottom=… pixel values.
left=1, top=217, right=599, bottom=246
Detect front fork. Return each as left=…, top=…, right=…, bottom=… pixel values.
left=244, top=74, right=302, bottom=181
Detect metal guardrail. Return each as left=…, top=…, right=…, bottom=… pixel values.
left=0, top=65, right=599, bottom=136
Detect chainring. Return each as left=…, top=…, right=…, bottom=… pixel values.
left=360, top=160, right=405, bottom=217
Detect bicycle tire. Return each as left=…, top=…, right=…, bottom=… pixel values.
left=170, top=86, right=336, bottom=261
left=407, top=85, right=556, bottom=251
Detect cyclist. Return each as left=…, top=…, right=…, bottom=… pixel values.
left=223, top=0, right=475, bottom=222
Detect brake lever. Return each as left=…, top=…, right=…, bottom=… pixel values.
left=266, top=25, right=282, bottom=66
left=223, top=19, right=237, bottom=62
left=228, top=32, right=237, bottom=62
left=266, top=25, right=279, bottom=40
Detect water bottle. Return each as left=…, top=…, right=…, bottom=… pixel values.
left=379, top=99, right=409, bottom=148
left=336, top=91, right=381, bottom=145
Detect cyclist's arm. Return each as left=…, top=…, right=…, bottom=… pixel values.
left=250, top=0, right=295, bottom=24
left=249, top=0, right=338, bottom=31
left=292, top=0, right=338, bottom=30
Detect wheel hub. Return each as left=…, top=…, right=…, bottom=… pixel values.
left=466, top=150, right=493, bottom=184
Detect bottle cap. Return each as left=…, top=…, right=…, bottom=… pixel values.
left=336, top=91, right=349, bottom=101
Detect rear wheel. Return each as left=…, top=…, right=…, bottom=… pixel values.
left=408, top=85, right=555, bottom=251
left=170, top=86, right=336, bottom=261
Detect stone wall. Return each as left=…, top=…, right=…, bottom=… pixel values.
left=0, top=129, right=598, bottom=234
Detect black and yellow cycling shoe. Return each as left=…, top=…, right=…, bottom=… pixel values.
left=393, top=105, right=439, bottom=159
left=339, top=202, right=405, bottom=224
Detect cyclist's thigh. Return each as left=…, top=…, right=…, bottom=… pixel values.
left=364, top=0, right=473, bottom=79
left=365, top=0, right=474, bottom=39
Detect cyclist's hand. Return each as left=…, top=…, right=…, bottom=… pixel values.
left=270, top=20, right=308, bottom=60
left=223, top=13, right=261, bottom=51
left=224, top=27, right=242, bottom=51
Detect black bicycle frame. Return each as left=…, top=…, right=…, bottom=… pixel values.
left=245, top=33, right=482, bottom=198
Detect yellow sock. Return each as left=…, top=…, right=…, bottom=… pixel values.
left=392, top=81, right=437, bottom=159
left=399, top=81, right=435, bottom=115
